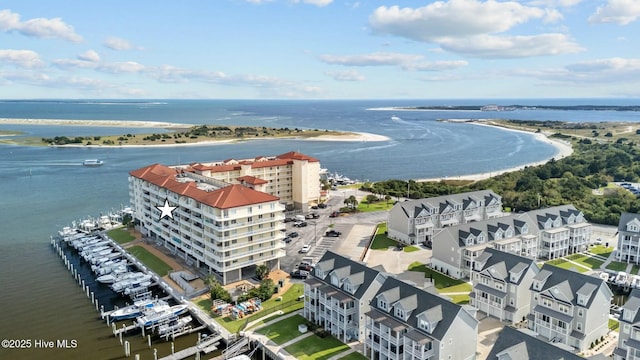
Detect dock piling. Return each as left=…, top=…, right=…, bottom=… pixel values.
left=147, top=334, right=151, bottom=348
left=124, top=340, right=130, bottom=357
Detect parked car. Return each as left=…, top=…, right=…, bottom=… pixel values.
left=311, top=205, right=319, bottom=210
left=317, top=203, right=327, bottom=209
left=288, top=231, right=299, bottom=238
left=299, top=244, right=311, bottom=253
left=290, top=270, right=309, bottom=279
left=329, top=211, right=340, bottom=218
left=325, top=230, right=342, bottom=237
left=284, top=217, right=295, bottom=223
left=305, top=213, right=319, bottom=219
left=297, top=264, right=313, bottom=271
left=594, top=237, right=603, bottom=245
left=283, top=237, right=292, bottom=243
left=423, top=240, right=433, bottom=249
left=294, top=221, right=308, bottom=228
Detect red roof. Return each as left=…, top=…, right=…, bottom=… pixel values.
left=130, top=164, right=279, bottom=209
left=188, top=151, right=319, bottom=173
left=237, top=175, right=268, bottom=185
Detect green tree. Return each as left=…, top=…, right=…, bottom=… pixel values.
left=255, top=264, right=270, bottom=280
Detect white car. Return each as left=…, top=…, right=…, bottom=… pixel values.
left=299, top=245, right=311, bottom=253
left=594, top=237, right=603, bottom=245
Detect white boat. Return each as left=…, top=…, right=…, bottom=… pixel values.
left=136, top=304, right=189, bottom=328
left=157, top=315, right=192, bottom=337
left=83, top=159, right=104, bottom=167
left=95, top=264, right=128, bottom=277
left=98, top=271, right=144, bottom=284
left=123, top=280, right=153, bottom=296
left=112, top=274, right=152, bottom=292
left=109, top=299, right=168, bottom=321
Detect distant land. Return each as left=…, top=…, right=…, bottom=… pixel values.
left=397, top=105, right=640, bottom=112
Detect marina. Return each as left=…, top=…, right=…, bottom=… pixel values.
left=48, top=211, right=233, bottom=359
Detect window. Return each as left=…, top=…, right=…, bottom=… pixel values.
left=559, top=304, right=569, bottom=313
left=395, top=307, right=405, bottom=319
left=419, top=319, right=430, bottom=332
left=542, top=297, right=553, bottom=307
left=379, top=299, right=387, bottom=310
left=576, top=322, right=582, bottom=331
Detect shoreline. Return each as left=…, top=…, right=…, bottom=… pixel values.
left=0, top=118, right=191, bottom=128
left=416, top=120, right=573, bottom=182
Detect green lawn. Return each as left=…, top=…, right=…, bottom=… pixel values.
left=284, top=334, right=350, bottom=360
left=632, top=265, right=640, bottom=275
left=447, top=294, right=470, bottom=305
left=609, top=319, right=620, bottom=332
left=127, top=246, right=173, bottom=276
left=369, top=223, right=398, bottom=250
left=338, top=352, right=368, bottom=360
left=255, top=315, right=307, bottom=345
left=546, top=259, right=588, bottom=273
left=590, top=245, right=614, bottom=258
left=107, top=227, right=136, bottom=244
left=357, top=200, right=394, bottom=212
left=606, top=261, right=629, bottom=272
left=403, top=246, right=420, bottom=253
left=408, top=262, right=471, bottom=291
left=565, top=254, right=604, bottom=269
left=213, top=284, right=305, bottom=334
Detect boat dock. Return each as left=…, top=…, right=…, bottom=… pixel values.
left=158, top=334, right=223, bottom=360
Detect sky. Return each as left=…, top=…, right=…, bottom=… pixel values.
left=1, top=0, right=639, bottom=99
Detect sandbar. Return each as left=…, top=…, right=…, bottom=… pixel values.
left=0, top=118, right=190, bottom=128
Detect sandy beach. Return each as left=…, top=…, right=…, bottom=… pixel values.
left=0, top=117, right=390, bottom=146
left=0, top=118, right=191, bottom=128
left=416, top=120, right=574, bottom=182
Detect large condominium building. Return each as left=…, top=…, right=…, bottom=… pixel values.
left=186, top=151, right=321, bottom=211
left=528, top=264, right=612, bottom=352
left=304, top=251, right=388, bottom=343
left=364, top=277, right=478, bottom=360
left=129, top=162, right=287, bottom=285
left=616, top=212, right=640, bottom=265
left=387, top=190, right=503, bottom=245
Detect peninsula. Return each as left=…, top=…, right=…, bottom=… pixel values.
left=0, top=119, right=389, bottom=146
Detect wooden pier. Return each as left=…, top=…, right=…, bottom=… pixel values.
left=158, top=334, right=222, bottom=360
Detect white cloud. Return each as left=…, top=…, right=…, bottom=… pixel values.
left=318, top=52, right=424, bottom=66
left=78, top=50, right=100, bottom=62
left=440, top=33, right=583, bottom=58
left=325, top=70, right=365, bottom=81
left=0, top=49, right=44, bottom=68
left=369, top=0, right=550, bottom=42
left=403, top=60, right=469, bottom=71
left=588, top=0, right=640, bottom=25
left=104, top=37, right=135, bottom=50
left=512, top=57, right=640, bottom=85
left=291, top=0, right=333, bottom=6
left=528, top=0, right=583, bottom=7
left=368, top=0, right=576, bottom=58
left=0, top=9, right=82, bottom=42
left=99, top=61, right=146, bottom=74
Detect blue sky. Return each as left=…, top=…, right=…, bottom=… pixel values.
left=1, top=0, right=639, bottom=99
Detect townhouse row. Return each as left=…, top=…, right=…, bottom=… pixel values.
left=303, top=250, right=612, bottom=359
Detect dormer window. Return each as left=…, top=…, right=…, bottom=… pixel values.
left=419, top=319, right=430, bottom=332
left=395, top=307, right=405, bottom=319
left=577, top=294, right=586, bottom=306
left=379, top=299, right=387, bottom=310
left=623, top=309, right=635, bottom=322
left=521, top=224, right=529, bottom=235
left=344, top=282, right=353, bottom=293
left=466, top=238, right=474, bottom=246
left=477, top=234, right=485, bottom=243
left=629, top=224, right=639, bottom=232
left=505, top=229, right=513, bottom=238
left=315, top=269, right=325, bottom=278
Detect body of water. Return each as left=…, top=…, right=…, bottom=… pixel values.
left=0, top=99, right=638, bottom=359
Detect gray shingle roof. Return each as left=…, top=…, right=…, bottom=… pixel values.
left=533, top=264, right=609, bottom=307
left=486, top=326, right=584, bottom=360
left=371, top=277, right=472, bottom=341
left=619, top=212, right=640, bottom=232
left=395, top=190, right=501, bottom=218
left=307, top=251, right=385, bottom=300
left=476, top=248, right=537, bottom=284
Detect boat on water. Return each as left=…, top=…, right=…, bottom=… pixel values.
left=109, top=299, right=168, bottom=321
left=83, top=159, right=104, bottom=167
left=157, top=315, right=192, bottom=337
left=136, top=304, right=189, bottom=328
